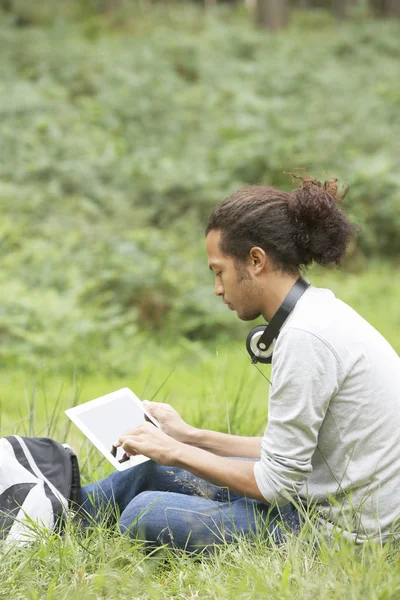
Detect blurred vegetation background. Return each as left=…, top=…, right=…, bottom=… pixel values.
left=0, top=0, right=399, bottom=377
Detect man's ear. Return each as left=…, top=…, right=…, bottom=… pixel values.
left=248, top=246, right=268, bottom=275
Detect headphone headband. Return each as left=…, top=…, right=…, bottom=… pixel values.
left=246, top=276, right=310, bottom=364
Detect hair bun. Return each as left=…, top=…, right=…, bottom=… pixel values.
left=286, top=175, right=354, bottom=266
left=287, top=175, right=349, bottom=220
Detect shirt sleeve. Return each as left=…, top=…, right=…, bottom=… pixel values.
left=254, top=326, right=344, bottom=506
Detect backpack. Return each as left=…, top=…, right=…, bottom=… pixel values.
left=0, top=435, right=81, bottom=545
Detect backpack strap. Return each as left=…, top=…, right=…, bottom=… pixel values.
left=62, top=444, right=81, bottom=507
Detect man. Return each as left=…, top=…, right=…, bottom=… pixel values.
left=81, top=179, right=400, bottom=551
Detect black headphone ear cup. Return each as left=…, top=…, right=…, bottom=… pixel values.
left=246, top=325, right=273, bottom=364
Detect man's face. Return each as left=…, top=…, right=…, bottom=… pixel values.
left=206, top=229, right=262, bottom=321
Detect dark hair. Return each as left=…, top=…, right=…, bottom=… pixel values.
left=205, top=175, right=358, bottom=273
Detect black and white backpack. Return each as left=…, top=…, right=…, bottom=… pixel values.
left=0, top=435, right=81, bottom=545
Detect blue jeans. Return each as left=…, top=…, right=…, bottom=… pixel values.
left=79, top=460, right=300, bottom=552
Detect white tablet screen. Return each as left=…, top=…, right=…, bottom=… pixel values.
left=66, top=388, right=159, bottom=471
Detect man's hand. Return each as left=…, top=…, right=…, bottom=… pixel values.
left=117, top=422, right=181, bottom=466
left=115, top=422, right=265, bottom=502
left=143, top=401, right=195, bottom=443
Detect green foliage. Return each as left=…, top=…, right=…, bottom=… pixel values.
left=0, top=7, right=399, bottom=370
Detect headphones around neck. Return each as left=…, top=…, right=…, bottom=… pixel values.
left=246, top=276, right=310, bottom=365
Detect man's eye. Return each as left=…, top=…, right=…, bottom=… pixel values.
left=215, top=271, right=222, bottom=277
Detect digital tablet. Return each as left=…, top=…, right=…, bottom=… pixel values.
left=65, top=387, right=160, bottom=471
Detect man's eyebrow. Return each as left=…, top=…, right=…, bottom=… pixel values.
left=208, top=262, right=218, bottom=272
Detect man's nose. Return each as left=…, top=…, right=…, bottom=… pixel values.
left=214, top=281, right=224, bottom=297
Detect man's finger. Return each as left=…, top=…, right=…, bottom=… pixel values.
left=119, top=424, right=143, bottom=441
left=120, top=436, right=141, bottom=452
left=119, top=434, right=135, bottom=444
left=143, top=400, right=155, bottom=413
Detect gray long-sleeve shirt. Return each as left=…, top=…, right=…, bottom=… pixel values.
left=254, top=286, right=400, bottom=543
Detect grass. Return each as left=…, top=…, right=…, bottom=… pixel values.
left=0, top=512, right=399, bottom=599
left=0, top=264, right=399, bottom=598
